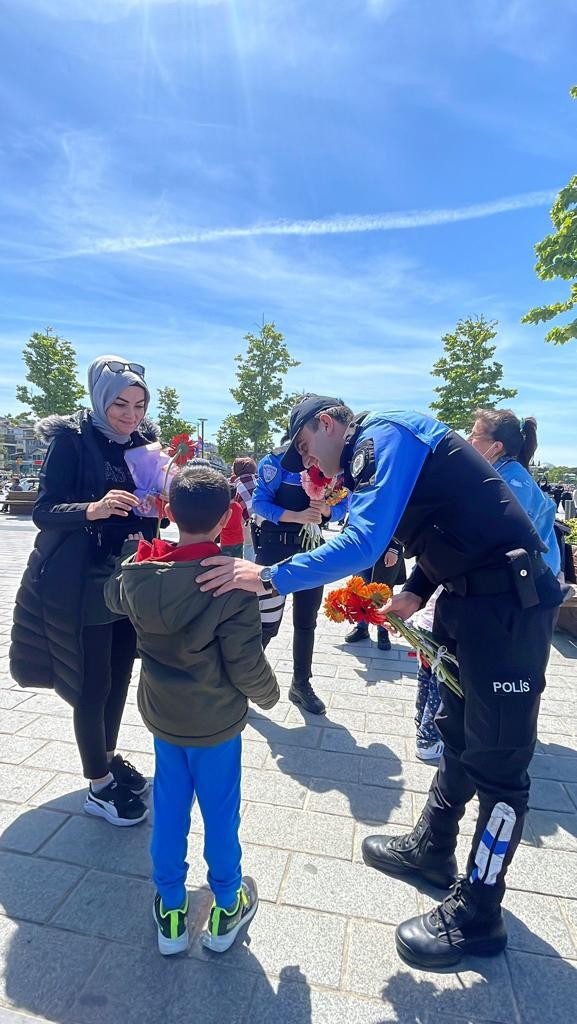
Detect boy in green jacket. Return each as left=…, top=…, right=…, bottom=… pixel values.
left=105, top=464, right=279, bottom=956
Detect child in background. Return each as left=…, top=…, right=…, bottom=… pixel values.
left=220, top=493, right=244, bottom=557
left=411, top=587, right=444, bottom=763
left=105, top=465, right=279, bottom=956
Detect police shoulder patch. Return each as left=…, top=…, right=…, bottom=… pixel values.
left=262, top=463, right=278, bottom=484
left=350, top=439, right=376, bottom=488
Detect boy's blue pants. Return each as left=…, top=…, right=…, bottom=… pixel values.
left=151, top=735, right=242, bottom=911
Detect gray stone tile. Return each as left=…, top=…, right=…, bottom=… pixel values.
left=528, top=777, right=575, bottom=812
left=241, top=739, right=270, bottom=768
left=527, top=810, right=577, bottom=852
left=0, top=849, right=85, bottom=922
left=286, top=704, right=366, bottom=732
left=360, top=757, right=436, bottom=795
left=263, top=744, right=361, bottom=783
left=249, top=976, right=407, bottom=1024
left=248, top=700, right=292, bottom=723
left=244, top=717, right=323, bottom=749
left=0, top=1008, right=54, bottom=1024
left=320, top=728, right=409, bottom=761
left=22, top=739, right=84, bottom=774
left=330, top=691, right=406, bottom=717
left=306, top=780, right=415, bottom=827
left=15, top=715, right=76, bottom=743
left=241, top=767, right=309, bottom=809
left=565, top=782, right=577, bottom=811
left=500, top=890, right=577, bottom=958
left=240, top=804, right=354, bottom=859
left=52, top=870, right=161, bottom=944
left=72, top=944, right=256, bottom=1024
left=345, top=920, right=516, bottom=1022
left=0, top=801, right=67, bottom=854
left=0, top=709, right=39, bottom=734
left=0, top=765, right=55, bottom=804
left=507, top=949, right=577, bottom=1024
left=530, top=754, right=577, bottom=783
left=0, top=734, right=46, bottom=765
left=282, top=852, right=419, bottom=924
left=366, top=713, right=416, bottom=737
left=507, top=845, right=577, bottom=898
left=193, top=902, right=347, bottom=989
left=0, top=691, right=36, bottom=711
left=40, top=814, right=152, bottom=877
left=185, top=834, right=289, bottom=902
left=115, top=722, right=155, bottom=754
left=0, top=916, right=102, bottom=1020
left=26, top=772, right=87, bottom=814
left=560, top=897, right=577, bottom=955
left=10, top=693, right=72, bottom=717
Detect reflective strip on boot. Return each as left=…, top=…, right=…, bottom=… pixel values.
left=470, top=802, right=516, bottom=886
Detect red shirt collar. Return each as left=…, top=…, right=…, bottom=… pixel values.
left=135, top=538, right=220, bottom=563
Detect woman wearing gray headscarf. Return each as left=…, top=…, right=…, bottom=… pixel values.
left=11, top=355, right=159, bottom=827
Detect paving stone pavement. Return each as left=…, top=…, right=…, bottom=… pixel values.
left=1, top=518, right=577, bottom=1023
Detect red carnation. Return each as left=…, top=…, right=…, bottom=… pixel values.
left=167, top=433, right=197, bottom=466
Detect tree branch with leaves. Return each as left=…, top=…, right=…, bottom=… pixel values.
left=16, top=328, right=86, bottom=418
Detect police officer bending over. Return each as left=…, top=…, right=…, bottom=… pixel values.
left=197, top=395, right=564, bottom=970
left=252, top=444, right=348, bottom=715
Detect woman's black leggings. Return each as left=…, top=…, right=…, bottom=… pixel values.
left=73, top=617, right=137, bottom=780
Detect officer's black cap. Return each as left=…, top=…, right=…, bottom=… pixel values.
left=280, top=394, right=341, bottom=473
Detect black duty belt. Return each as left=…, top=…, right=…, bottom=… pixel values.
left=444, top=550, right=547, bottom=600
left=260, top=530, right=302, bottom=547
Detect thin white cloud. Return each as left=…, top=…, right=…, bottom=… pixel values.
left=74, top=189, right=556, bottom=256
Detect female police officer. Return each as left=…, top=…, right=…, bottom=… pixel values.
left=197, top=395, right=563, bottom=970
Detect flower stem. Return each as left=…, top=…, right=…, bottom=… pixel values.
left=386, top=613, right=463, bottom=698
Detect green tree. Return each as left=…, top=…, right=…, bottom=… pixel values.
left=522, top=87, right=577, bottom=345
left=215, top=414, right=252, bottom=464
left=16, top=327, right=86, bottom=417
left=218, top=321, right=300, bottom=459
left=156, top=386, right=195, bottom=444
left=430, top=316, right=517, bottom=430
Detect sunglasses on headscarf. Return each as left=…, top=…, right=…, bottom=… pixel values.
left=93, top=360, right=146, bottom=384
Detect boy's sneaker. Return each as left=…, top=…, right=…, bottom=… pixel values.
left=153, top=893, right=189, bottom=956
left=416, top=740, right=444, bottom=763
left=202, top=877, right=258, bottom=953
left=109, top=754, right=150, bottom=795
left=84, top=780, right=149, bottom=826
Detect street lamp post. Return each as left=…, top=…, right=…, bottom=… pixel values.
left=198, top=418, right=207, bottom=459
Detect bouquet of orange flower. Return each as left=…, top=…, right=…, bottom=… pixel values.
left=324, top=577, right=462, bottom=697
left=299, top=466, right=348, bottom=551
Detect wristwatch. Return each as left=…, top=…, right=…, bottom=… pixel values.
left=259, top=566, right=275, bottom=592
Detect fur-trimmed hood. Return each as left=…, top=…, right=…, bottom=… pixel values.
left=36, top=409, right=160, bottom=444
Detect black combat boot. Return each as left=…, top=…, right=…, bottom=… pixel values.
left=288, top=678, right=326, bottom=716
left=395, top=877, right=507, bottom=968
left=345, top=624, right=370, bottom=643
left=362, top=815, right=458, bottom=890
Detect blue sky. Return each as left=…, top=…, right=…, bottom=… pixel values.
left=1, top=0, right=576, bottom=462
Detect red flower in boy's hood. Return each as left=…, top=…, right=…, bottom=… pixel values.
left=167, top=433, right=197, bottom=465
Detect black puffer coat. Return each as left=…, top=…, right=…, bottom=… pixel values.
left=10, top=411, right=159, bottom=705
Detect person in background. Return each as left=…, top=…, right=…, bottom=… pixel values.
left=231, top=456, right=258, bottom=561
left=10, top=477, right=22, bottom=491
left=470, top=410, right=560, bottom=576
left=552, top=481, right=564, bottom=510
left=11, top=356, right=158, bottom=827
left=220, top=493, right=245, bottom=558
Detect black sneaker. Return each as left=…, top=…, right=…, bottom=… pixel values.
left=395, top=879, right=507, bottom=969
left=109, top=755, right=150, bottom=795
left=362, top=816, right=457, bottom=890
left=202, top=877, right=258, bottom=953
left=153, top=892, right=189, bottom=956
left=84, top=780, right=149, bottom=827
left=288, top=679, right=326, bottom=716
left=345, top=625, right=370, bottom=643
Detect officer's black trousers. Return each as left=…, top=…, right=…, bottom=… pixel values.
left=257, top=542, right=324, bottom=684
left=421, top=589, right=555, bottom=904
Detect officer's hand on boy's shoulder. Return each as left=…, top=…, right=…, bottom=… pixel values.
left=196, top=556, right=264, bottom=597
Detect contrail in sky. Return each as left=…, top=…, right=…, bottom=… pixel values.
left=75, top=189, right=556, bottom=255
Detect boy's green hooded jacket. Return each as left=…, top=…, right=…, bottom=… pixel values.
left=104, top=539, right=279, bottom=747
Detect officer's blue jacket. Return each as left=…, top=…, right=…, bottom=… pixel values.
left=494, top=456, right=560, bottom=575
left=272, top=411, right=448, bottom=596
left=253, top=451, right=349, bottom=524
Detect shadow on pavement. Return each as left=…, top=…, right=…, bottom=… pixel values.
left=0, top=798, right=313, bottom=1024
left=248, top=714, right=405, bottom=826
